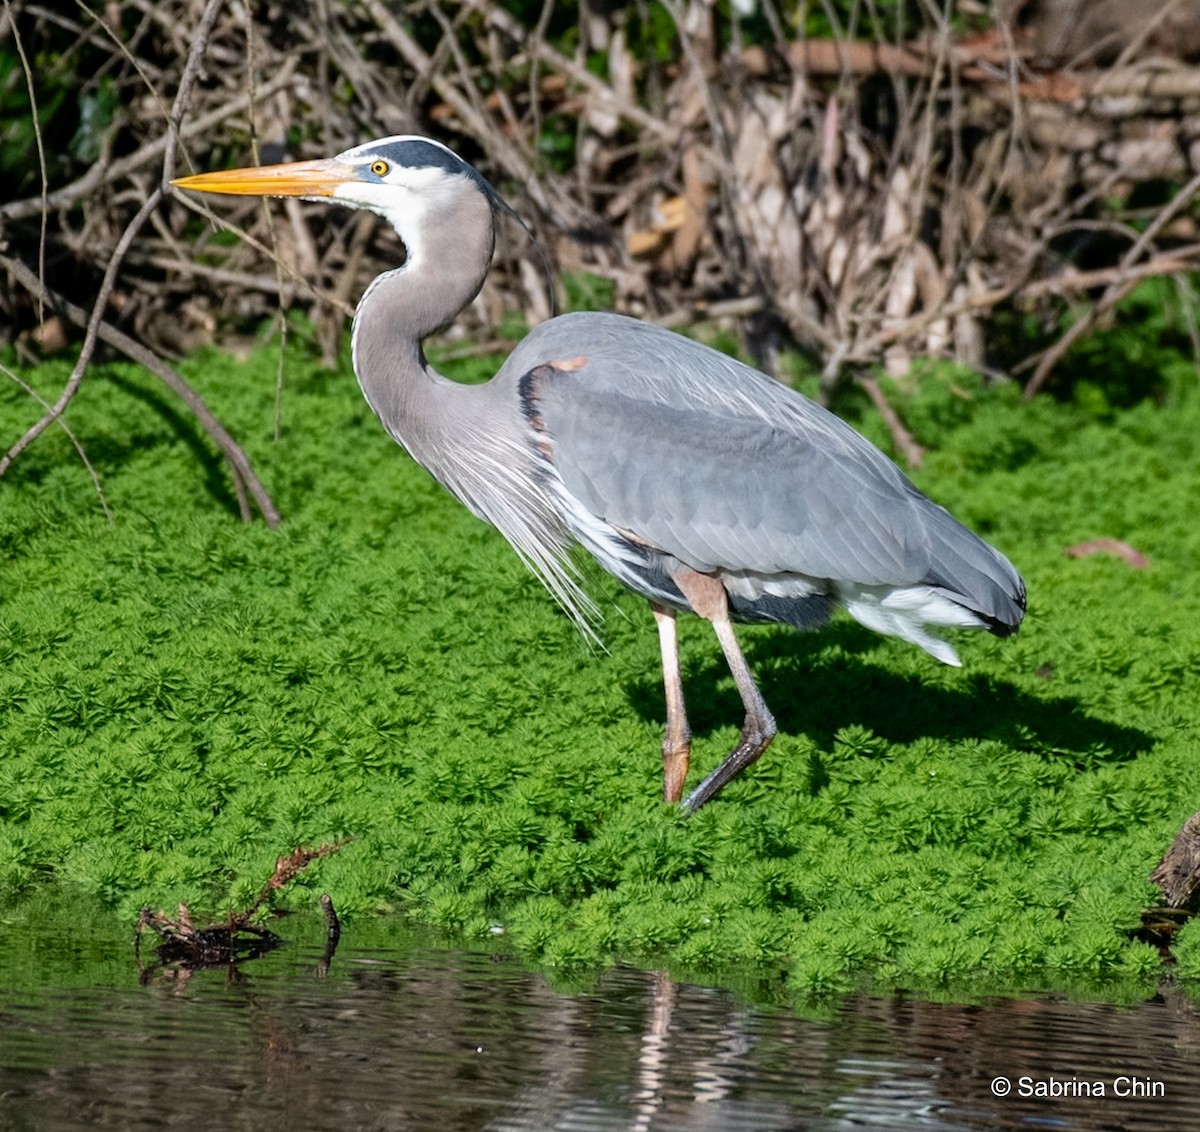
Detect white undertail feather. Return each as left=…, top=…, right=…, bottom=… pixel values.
left=837, top=583, right=988, bottom=666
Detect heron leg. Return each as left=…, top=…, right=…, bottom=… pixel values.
left=652, top=602, right=691, bottom=803
left=669, top=567, right=776, bottom=814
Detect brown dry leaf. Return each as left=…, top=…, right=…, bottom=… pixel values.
left=29, top=316, right=68, bottom=354
left=666, top=145, right=707, bottom=270
left=1064, top=538, right=1150, bottom=568
left=628, top=196, right=692, bottom=258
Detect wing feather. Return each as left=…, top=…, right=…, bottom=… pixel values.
left=509, top=312, right=1023, bottom=627
left=540, top=379, right=926, bottom=584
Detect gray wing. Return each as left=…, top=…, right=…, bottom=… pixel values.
left=511, top=312, right=1023, bottom=624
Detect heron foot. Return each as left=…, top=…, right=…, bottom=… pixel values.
left=679, top=710, right=776, bottom=814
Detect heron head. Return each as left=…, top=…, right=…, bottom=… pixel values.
left=172, top=135, right=498, bottom=235
left=174, top=135, right=551, bottom=309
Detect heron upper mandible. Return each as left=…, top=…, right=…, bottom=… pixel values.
left=174, top=136, right=1026, bottom=812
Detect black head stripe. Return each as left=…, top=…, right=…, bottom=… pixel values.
left=369, top=135, right=554, bottom=316
left=377, top=138, right=493, bottom=197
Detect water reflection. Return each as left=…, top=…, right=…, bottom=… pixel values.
left=0, top=911, right=1197, bottom=1131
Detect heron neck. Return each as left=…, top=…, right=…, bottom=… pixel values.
left=350, top=195, right=496, bottom=460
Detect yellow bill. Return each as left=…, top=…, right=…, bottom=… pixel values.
left=171, top=158, right=354, bottom=198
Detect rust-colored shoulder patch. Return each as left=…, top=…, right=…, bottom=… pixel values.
left=525, top=355, right=589, bottom=391
left=543, top=354, right=589, bottom=373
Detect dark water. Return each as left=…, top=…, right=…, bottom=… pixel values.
left=0, top=906, right=1198, bottom=1131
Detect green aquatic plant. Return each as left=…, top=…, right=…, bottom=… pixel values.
left=1, top=342, right=1199, bottom=997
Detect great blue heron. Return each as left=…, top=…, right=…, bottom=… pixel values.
left=173, top=136, right=1026, bottom=812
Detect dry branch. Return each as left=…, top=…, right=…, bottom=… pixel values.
left=135, top=841, right=349, bottom=975
left=0, top=62, right=299, bottom=223
left=4, top=0, right=1200, bottom=486
left=1, top=252, right=280, bottom=525
left=1022, top=171, right=1200, bottom=395
left=1, top=189, right=163, bottom=477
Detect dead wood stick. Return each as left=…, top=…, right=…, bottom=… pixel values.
left=654, top=294, right=767, bottom=329
left=1023, top=172, right=1200, bottom=395
left=316, top=893, right=341, bottom=977
left=856, top=375, right=925, bottom=469
left=1, top=190, right=163, bottom=478
left=470, top=0, right=678, bottom=143
left=863, top=250, right=1200, bottom=360
left=0, top=252, right=280, bottom=526
left=742, top=35, right=1200, bottom=103
left=743, top=38, right=936, bottom=78
left=161, top=0, right=227, bottom=189
left=157, top=193, right=356, bottom=319
left=1019, top=277, right=1141, bottom=397
left=227, top=842, right=351, bottom=933
left=652, top=248, right=1197, bottom=379
left=0, top=60, right=297, bottom=222
left=0, top=358, right=111, bottom=519
left=136, top=254, right=304, bottom=297
left=1104, top=0, right=1188, bottom=73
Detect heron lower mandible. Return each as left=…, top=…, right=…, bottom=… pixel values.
left=174, top=136, right=1026, bottom=812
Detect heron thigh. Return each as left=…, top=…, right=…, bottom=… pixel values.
left=667, top=564, right=729, bottom=622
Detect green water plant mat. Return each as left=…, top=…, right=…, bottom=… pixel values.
left=2, top=343, right=1198, bottom=994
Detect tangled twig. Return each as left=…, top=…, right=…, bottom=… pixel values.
left=0, top=189, right=163, bottom=478
left=134, top=840, right=351, bottom=976
left=1, top=252, right=280, bottom=525
left=4, top=0, right=1200, bottom=495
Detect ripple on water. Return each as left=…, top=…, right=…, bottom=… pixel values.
left=0, top=916, right=1196, bottom=1131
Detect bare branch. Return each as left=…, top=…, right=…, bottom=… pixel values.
left=1023, top=171, right=1200, bottom=396
left=162, top=0, right=227, bottom=188
left=0, top=358, right=111, bottom=520
left=0, top=62, right=298, bottom=222
left=1, top=190, right=164, bottom=477
left=1, top=252, right=280, bottom=526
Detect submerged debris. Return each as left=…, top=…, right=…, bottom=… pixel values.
left=135, top=841, right=350, bottom=979
left=1135, top=907, right=1193, bottom=961
left=135, top=904, right=283, bottom=970
left=316, top=893, right=342, bottom=978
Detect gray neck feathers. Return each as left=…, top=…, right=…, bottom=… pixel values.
left=350, top=178, right=496, bottom=466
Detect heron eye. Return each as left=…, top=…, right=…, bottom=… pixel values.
left=370, top=159, right=390, bottom=177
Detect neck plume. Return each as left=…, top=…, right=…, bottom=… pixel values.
left=345, top=173, right=599, bottom=641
